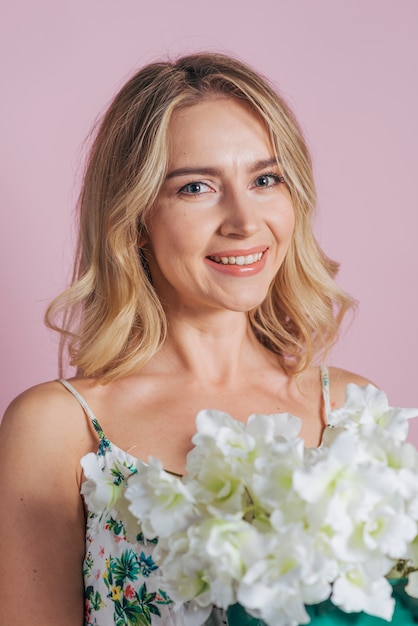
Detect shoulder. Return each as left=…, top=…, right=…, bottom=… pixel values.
left=0, top=380, right=97, bottom=482
left=0, top=381, right=90, bottom=624
left=327, top=366, right=374, bottom=411
left=4, top=379, right=80, bottom=413
left=2, top=379, right=86, bottom=434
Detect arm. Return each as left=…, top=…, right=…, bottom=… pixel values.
left=0, top=383, right=90, bottom=626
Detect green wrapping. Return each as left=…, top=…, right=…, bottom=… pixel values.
left=226, top=579, right=418, bottom=625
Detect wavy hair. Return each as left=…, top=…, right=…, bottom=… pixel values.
left=46, top=52, right=354, bottom=379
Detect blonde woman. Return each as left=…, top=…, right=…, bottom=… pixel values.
left=0, top=53, right=369, bottom=625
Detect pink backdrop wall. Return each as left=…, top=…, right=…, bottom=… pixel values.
left=1, top=1, right=417, bottom=437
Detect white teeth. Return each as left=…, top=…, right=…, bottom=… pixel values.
left=211, top=252, right=263, bottom=265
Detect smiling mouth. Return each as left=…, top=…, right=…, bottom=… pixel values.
left=207, top=251, right=264, bottom=266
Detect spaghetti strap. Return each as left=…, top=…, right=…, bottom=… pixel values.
left=57, top=379, right=109, bottom=445
left=320, top=365, right=331, bottom=422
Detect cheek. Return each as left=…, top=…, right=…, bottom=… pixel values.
left=272, top=202, right=295, bottom=243
left=147, top=221, right=198, bottom=278
left=147, top=213, right=180, bottom=252
left=150, top=210, right=212, bottom=257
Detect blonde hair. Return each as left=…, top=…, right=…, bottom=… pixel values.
left=46, top=52, right=354, bottom=380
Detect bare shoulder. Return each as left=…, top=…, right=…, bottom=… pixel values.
left=327, top=366, right=375, bottom=411
left=2, top=378, right=87, bottom=428
left=0, top=381, right=92, bottom=624
left=1, top=380, right=96, bottom=478
left=3, top=378, right=80, bottom=419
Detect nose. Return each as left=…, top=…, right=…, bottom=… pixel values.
left=219, top=189, right=261, bottom=239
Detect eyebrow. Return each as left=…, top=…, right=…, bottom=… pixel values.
left=165, top=157, right=280, bottom=180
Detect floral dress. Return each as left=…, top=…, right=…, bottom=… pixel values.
left=58, top=379, right=228, bottom=626
left=59, top=368, right=331, bottom=625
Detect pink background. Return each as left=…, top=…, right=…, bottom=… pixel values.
left=1, top=1, right=417, bottom=437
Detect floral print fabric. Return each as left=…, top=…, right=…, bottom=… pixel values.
left=58, top=379, right=227, bottom=626
left=82, top=445, right=176, bottom=625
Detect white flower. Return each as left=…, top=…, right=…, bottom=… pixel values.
left=80, top=451, right=144, bottom=541
left=294, top=427, right=418, bottom=568
left=362, top=502, right=416, bottom=558
left=125, top=457, right=196, bottom=538
left=118, top=385, right=418, bottom=622
left=155, top=518, right=264, bottom=613
left=332, top=565, right=395, bottom=620
left=155, top=532, right=213, bottom=604
left=80, top=452, right=124, bottom=513
left=186, top=411, right=256, bottom=497
left=185, top=455, right=247, bottom=517
left=190, top=410, right=254, bottom=460
left=204, top=518, right=266, bottom=581
left=246, top=411, right=302, bottom=443
left=328, top=384, right=418, bottom=443
left=237, top=526, right=332, bottom=626
left=251, top=437, right=304, bottom=516
left=293, top=430, right=358, bottom=505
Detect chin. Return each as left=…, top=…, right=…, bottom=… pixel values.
left=221, top=295, right=268, bottom=313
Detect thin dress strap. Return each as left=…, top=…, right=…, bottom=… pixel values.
left=320, top=365, right=331, bottom=422
left=57, top=379, right=111, bottom=453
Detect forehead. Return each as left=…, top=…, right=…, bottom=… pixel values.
left=167, top=96, right=273, bottom=164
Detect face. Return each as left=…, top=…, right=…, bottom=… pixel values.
left=144, top=96, right=295, bottom=317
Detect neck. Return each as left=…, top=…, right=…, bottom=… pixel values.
left=155, top=309, right=273, bottom=387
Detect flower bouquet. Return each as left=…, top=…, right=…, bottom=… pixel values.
left=84, top=385, right=418, bottom=625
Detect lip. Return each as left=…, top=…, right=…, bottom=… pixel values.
left=206, top=245, right=268, bottom=258
left=205, top=247, right=269, bottom=277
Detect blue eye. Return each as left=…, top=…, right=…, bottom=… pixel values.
left=254, top=174, right=284, bottom=188
left=179, top=182, right=210, bottom=195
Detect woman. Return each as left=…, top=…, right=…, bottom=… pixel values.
left=0, top=53, right=369, bottom=625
